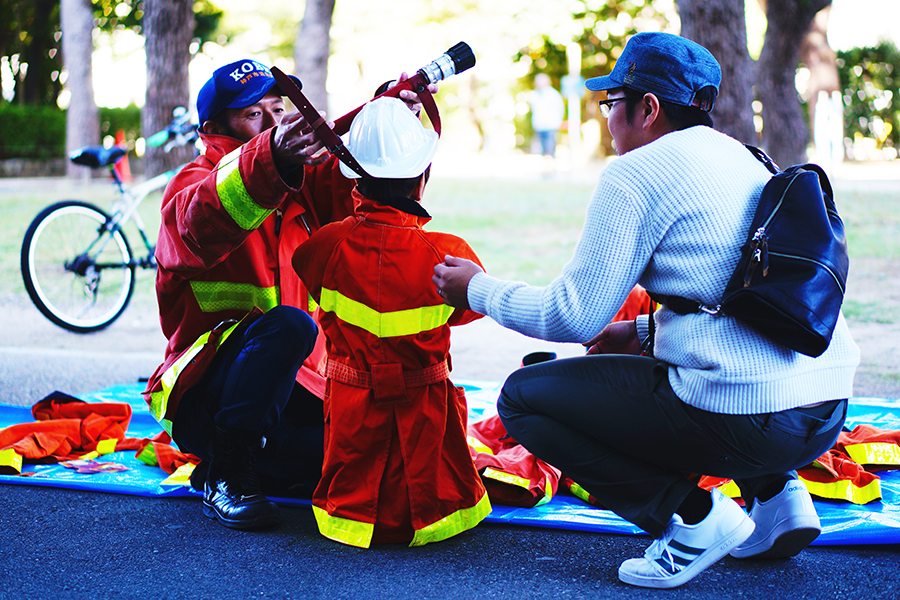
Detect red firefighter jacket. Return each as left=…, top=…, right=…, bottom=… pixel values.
left=291, top=190, right=491, bottom=548
left=142, top=129, right=356, bottom=434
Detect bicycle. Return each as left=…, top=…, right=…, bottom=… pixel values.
left=20, top=107, right=199, bottom=333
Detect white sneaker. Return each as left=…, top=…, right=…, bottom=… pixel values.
left=730, top=479, right=821, bottom=559
left=618, top=489, right=755, bottom=589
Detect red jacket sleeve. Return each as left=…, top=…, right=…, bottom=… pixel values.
left=427, top=231, right=486, bottom=327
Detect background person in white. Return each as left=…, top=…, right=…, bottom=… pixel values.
left=433, top=32, right=859, bottom=589
left=528, top=73, right=565, bottom=158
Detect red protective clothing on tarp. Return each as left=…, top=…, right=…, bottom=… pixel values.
left=0, top=393, right=199, bottom=477
left=0, top=393, right=137, bottom=473
left=467, top=414, right=561, bottom=508
left=143, top=129, right=356, bottom=434
left=292, top=191, right=490, bottom=548
left=697, top=425, right=900, bottom=505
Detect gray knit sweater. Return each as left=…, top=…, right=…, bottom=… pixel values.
left=468, top=126, right=859, bottom=415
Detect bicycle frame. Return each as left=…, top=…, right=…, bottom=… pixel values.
left=22, top=107, right=199, bottom=333
left=99, top=163, right=184, bottom=269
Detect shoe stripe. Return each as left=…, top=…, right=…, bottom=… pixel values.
left=668, top=539, right=703, bottom=557
left=654, top=557, right=679, bottom=575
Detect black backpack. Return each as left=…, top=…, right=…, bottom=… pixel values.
left=649, top=146, right=849, bottom=358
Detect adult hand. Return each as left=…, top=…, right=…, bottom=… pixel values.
left=271, top=111, right=331, bottom=171
left=387, top=72, right=439, bottom=117
left=583, top=320, right=642, bottom=356
left=432, top=255, right=483, bottom=310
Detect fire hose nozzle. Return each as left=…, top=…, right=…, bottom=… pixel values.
left=417, top=42, right=476, bottom=85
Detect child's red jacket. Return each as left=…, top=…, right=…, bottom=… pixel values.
left=292, top=190, right=490, bottom=548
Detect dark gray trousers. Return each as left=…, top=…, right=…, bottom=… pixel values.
left=497, top=354, right=846, bottom=537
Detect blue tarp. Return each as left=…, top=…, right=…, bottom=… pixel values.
left=2, top=382, right=899, bottom=545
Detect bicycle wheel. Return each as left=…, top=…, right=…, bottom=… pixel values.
left=21, top=200, right=136, bottom=333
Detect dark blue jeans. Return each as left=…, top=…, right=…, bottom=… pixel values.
left=172, top=305, right=324, bottom=488
left=497, top=354, right=847, bottom=537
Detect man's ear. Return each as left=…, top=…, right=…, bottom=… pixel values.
left=641, top=93, right=663, bottom=129
left=202, top=119, right=224, bottom=136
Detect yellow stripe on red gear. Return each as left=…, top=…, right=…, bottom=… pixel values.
left=143, top=127, right=356, bottom=426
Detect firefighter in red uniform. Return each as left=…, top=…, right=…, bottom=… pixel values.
left=143, top=59, right=435, bottom=531
left=292, top=97, right=491, bottom=547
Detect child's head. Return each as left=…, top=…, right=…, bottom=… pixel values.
left=340, top=96, right=438, bottom=200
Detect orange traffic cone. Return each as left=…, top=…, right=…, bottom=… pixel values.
left=113, top=129, right=132, bottom=182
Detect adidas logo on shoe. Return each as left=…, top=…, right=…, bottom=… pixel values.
left=731, top=479, right=821, bottom=559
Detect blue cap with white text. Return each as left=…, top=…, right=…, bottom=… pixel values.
left=585, top=32, right=721, bottom=111
left=196, top=59, right=300, bottom=127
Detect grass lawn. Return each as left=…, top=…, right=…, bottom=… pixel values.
left=1, top=168, right=897, bottom=328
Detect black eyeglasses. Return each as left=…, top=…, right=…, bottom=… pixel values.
left=598, top=97, right=625, bottom=118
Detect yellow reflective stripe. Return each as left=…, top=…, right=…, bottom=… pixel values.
left=308, top=293, right=319, bottom=313
left=313, top=505, right=375, bottom=548
left=190, top=280, right=279, bottom=313
left=466, top=435, right=494, bottom=455
left=410, top=492, right=491, bottom=547
left=136, top=444, right=159, bottom=467
left=319, top=288, right=454, bottom=338
left=845, top=442, right=900, bottom=466
left=534, top=478, right=554, bottom=507
left=150, top=330, right=212, bottom=425
left=799, top=474, right=882, bottom=505
left=0, top=448, right=23, bottom=474
left=716, top=479, right=742, bottom=499
left=96, top=438, right=117, bottom=455
left=162, top=462, right=196, bottom=487
left=483, top=467, right=531, bottom=490
left=149, top=322, right=241, bottom=432
left=567, top=480, right=592, bottom=504
left=215, top=147, right=275, bottom=230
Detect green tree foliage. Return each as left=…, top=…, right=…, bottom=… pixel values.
left=512, top=0, right=675, bottom=154
left=0, top=103, right=66, bottom=158
left=0, top=0, right=222, bottom=107
left=0, top=1, right=62, bottom=106
left=838, top=42, right=900, bottom=158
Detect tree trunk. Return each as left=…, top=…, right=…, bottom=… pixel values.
left=293, top=0, right=335, bottom=113
left=22, top=0, right=57, bottom=106
left=757, top=0, right=831, bottom=167
left=60, top=0, right=99, bottom=180
left=142, top=0, right=195, bottom=178
left=677, top=0, right=757, bottom=144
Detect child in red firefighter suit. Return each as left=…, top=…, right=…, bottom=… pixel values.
left=292, top=96, right=491, bottom=547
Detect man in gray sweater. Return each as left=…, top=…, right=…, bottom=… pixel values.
left=433, top=32, right=859, bottom=589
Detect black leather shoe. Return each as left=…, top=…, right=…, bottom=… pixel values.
left=202, top=427, right=279, bottom=530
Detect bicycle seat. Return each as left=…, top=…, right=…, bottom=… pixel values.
left=69, top=146, right=127, bottom=168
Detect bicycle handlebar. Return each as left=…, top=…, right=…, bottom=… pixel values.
left=146, top=107, right=199, bottom=153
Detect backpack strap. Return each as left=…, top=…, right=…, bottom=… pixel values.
left=648, top=145, right=781, bottom=316
left=744, top=144, right=780, bottom=174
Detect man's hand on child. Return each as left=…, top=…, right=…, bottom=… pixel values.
left=433, top=255, right=482, bottom=310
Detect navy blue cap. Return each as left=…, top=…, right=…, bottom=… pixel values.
left=585, top=32, right=721, bottom=111
left=196, top=59, right=300, bottom=126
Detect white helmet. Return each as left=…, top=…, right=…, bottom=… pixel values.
left=339, top=96, right=439, bottom=179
